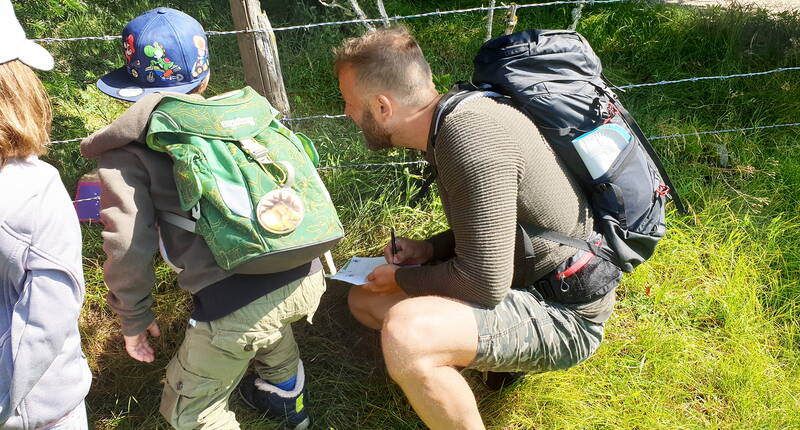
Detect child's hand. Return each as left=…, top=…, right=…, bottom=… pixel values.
left=123, top=321, right=161, bottom=363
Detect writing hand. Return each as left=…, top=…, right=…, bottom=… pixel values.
left=383, top=237, right=434, bottom=265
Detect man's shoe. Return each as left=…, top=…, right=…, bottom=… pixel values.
left=238, top=360, right=310, bottom=430
left=483, top=371, right=526, bottom=391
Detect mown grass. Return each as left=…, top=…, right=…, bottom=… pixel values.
left=12, top=0, right=800, bottom=428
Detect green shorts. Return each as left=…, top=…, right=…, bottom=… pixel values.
left=468, top=288, right=616, bottom=373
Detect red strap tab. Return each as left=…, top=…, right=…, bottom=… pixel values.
left=657, top=184, right=670, bottom=196
left=556, top=251, right=595, bottom=280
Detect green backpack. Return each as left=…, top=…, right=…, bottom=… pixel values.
left=146, top=86, right=343, bottom=274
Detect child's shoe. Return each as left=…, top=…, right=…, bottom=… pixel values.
left=238, top=360, right=310, bottom=430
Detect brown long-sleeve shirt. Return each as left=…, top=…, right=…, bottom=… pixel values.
left=396, top=96, right=593, bottom=307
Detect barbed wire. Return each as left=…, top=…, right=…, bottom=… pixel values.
left=67, top=122, right=800, bottom=204
left=648, top=122, right=800, bottom=141
left=73, top=196, right=101, bottom=204
left=31, top=0, right=625, bottom=43
left=285, top=114, right=347, bottom=122
left=46, top=65, right=800, bottom=146
left=617, top=67, right=800, bottom=89
left=70, top=161, right=429, bottom=203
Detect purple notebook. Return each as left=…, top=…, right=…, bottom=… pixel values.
left=74, top=180, right=101, bottom=223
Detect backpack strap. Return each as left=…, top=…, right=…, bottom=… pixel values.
left=519, top=223, right=620, bottom=268
left=411, top=85, right=503, bottom=205
left=159, top=211, right=197, bottom=233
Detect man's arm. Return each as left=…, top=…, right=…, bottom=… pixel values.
left=395, top=109, right=524, bottom=307
left=98, top=149, right=159, bottom=337
left=426, top=229, right=455, bottom=262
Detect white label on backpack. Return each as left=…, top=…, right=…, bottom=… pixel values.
left=217, top=179, right=252, bottom=218
left=220, top=117, right=256, bottom=129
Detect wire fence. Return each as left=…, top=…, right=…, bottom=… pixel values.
left=51, top=66, right=800, bottom=147
left=70, top=121, right=800, bottom=205
left=32, top=0, right=623, bottom=43
left=20, top=0, right=796, bottom=203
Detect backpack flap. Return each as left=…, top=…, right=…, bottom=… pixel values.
left=148, top=87, right=278, bottom=142
left=474, top=30, right=602, bottom=85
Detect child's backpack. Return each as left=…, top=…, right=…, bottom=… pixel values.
left=146, top=86, right=343, bottom=273
left=428, top=30, right=685, bottom=273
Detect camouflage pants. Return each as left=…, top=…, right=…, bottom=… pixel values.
left=468, top=288, right=614, bottom=373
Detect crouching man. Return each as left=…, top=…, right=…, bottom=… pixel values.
left=334, top=26, right=621, bottom=430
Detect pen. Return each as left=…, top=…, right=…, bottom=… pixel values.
left=391, top=227, right=398, bottom=257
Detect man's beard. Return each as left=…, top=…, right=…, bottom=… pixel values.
left=361, top=109, right=392, bottom=151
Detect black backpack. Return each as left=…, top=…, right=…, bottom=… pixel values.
left=423, top=29, right=685, bottom=273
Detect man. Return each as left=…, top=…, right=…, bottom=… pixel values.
left=335, top=26, right=621, bottom=430
left=81, top=8, right=323, bottom=430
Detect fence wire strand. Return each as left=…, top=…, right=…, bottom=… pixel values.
left=617, top=67, right=800, bottom=89
left=648, top=122, right=800, bottom=141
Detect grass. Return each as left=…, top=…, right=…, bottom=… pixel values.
left=11, top=0, right=800, bottom=428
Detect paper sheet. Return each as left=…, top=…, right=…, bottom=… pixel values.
left=328, top=256, right=387, bottom=285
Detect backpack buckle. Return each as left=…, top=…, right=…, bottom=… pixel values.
left=239, top=138, right=270, bottom=163
left=656, top=184, right=670, bottom=196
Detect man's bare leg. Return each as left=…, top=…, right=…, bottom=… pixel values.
left=381, top=296, right=484, bottom=430
left=347, top=285, right=407, bottom=329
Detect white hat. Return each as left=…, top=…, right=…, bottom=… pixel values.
left=0, top=0, right=54, bottom=71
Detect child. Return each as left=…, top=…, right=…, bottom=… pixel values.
left=81, top=8, right=326, bottom=430
left=0, top=0, right=92, bottom=429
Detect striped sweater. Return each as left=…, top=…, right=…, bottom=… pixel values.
left=396, top=96, right=593, bottom=307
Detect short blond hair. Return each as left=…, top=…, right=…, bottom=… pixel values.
left=333, top=26, right=435, bottom=106
left=0, top=60, right=52, bottom=166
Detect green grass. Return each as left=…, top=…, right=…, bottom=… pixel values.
left=12, top=0, right=800, bottom=428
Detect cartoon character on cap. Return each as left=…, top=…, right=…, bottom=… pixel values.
left=144, top=41, right=181, bottom=81
left=191, top=35, right=208, bottom=78
left=123, top=34, right=135, bottom=63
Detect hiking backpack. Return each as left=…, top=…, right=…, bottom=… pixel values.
left=427, top=30, right=685, bottom=273
left=146, top=86, right=344, bottom=273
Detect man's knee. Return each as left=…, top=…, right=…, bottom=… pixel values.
left=347, top=285, right=368, bottom=315
left=347, top=285, right=376, bottom=327
left=380, top=300, right=436, bottom=380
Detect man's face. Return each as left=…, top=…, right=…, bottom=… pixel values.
left=338, top=65, right=392, bottom=151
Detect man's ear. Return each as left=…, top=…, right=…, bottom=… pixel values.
left=374, top=94, right=394, bottom=122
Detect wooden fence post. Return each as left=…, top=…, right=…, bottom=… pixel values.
left=229, top=0, right=291, bottom=117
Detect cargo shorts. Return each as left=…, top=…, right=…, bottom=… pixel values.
left=468, top=286, right=617, bottom=373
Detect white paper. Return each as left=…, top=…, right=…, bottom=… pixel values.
left=329, top=256, right=387, bottom=285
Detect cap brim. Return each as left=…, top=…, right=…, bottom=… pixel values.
left=97, top=66, right=202, bottom=102
left=17, top=40, right=54, bottom=71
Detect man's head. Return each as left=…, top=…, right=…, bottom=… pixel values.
left=97, top=7, right=211, bottom=102
left=334, top=26, right=437, bottom=151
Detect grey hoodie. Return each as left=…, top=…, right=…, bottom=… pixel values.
left=0, top=157, right=92, bottom=430
left=80, top=93, right=260, bottom=336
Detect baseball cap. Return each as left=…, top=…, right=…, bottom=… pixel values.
left=97, top=7, right=211, bottom=102
left=0, top=0, right=55, bottom=71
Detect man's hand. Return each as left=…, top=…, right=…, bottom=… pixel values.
left=384, top=237, right=434, bottom=265
left=363, top=264, right=401, bottom=295
left=123, top=321, right=160, bottom=363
